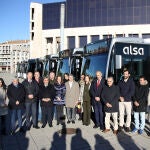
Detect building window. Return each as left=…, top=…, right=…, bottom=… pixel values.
left=46, top=38, right=53, bottom=44
left=79, top=36, right=87, bottom=47
left=103, top=34, right=112, bottom=39
left=31, top=8, right=34, bottom=20
left=31, top=22, right=34, bottom=30
left=31, top=32, right=34, bottom=41
left=67, top=36, right=75, bottom=49
left=91, top=35, right=99, bottom=42
left=128, top=34, right=139, bottom=37
left=142, top=33, right=150, bottom=39
left=56, top=37, right=60, bottom=52
left=116, top=34, right=125, bottom=37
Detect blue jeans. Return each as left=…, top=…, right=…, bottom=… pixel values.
left=134, top=112, right=145, bottom=130
left=11, top=109, right=22, bottom=131
left=25, top=102, right=37, bottom=127
left=37, top=100, right=42, bottom=121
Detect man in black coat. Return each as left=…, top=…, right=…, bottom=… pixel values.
left=34, top=71, right=43, bottom=123
left=101, top=76, right=120, bottom=134
left=118, top=69, right=135, bottom=132
left=132, top=76, right=149, bottom=135
left=90, top=71, right=105, bottom=130
left=39, top=77, right=55, bottom=128
left=22, top=72, right=39, bottom=130
left=7, top=77, right=25, bottom=134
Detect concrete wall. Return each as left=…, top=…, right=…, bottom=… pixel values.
left=30, top=3, right=43, bottom=59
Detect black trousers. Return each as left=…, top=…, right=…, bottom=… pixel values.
left=41, top=106, right=53, bottom=125
left=56, top=105, right=64, bottom=123
left=83, top=101, right=91, bottom=125
left=0, top=115, right=7, bottom=134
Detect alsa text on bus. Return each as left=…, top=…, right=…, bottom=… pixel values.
left=123, top=45, right=144, bottom=55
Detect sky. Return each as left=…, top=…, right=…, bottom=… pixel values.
left=0, top=0, right=65, bottom=43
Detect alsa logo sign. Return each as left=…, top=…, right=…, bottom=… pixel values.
left=123, top=45, right=144, bottom=55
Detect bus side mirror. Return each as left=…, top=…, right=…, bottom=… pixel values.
left=115, top=55, right=122, bottom=69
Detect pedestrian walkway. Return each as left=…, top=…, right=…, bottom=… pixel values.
left=1, top=119, right=150, bottom=150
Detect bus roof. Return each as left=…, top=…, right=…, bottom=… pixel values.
left=111, top=37, right=144, bottom=44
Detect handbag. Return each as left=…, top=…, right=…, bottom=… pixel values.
left=76, top=102, right=82, bottom=114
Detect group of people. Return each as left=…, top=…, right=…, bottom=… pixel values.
left=0, top=69, right=149, bottom=136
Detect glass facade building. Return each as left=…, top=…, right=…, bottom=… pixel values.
left=43, top=0, right=150, bottom=30
left=43, top=2, right=65, bottom=30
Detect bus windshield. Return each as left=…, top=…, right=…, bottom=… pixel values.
left=81, top=54, right=108, bottom=79
left=43, top=59, right=57, bottom=76
left=81, top=39, right=111, bottom=79
left=57, top=58, right=70, bottom=76
left=113, top=42, right=150, bottom=82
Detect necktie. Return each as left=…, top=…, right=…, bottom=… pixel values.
left=97, top=80, right=100, bottom=88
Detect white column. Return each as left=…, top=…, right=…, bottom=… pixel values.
left=75, top=36, right=79, bottom=48
left=14, top=51, right=18, bottom=72
left=87, top=35, right=91, bottom=44
left=139, top=32, right=142, bottom=38
left=19, top=51, right=22, bottom=62
left=10, top=48, right=14, bottom=74
left=99, top=35, right=102, bottom=39
left=23, top=52, right=26, bottom=61
left=53, top=37, right=57, bottom=54
left=27, top=52, right=30, bottom=60
left=60, top=4, right=65, bottom=51
left=124, top=33, right=128, bottom=37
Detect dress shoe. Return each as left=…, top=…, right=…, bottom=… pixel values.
left=49, top=124, right=53, bottom=127
left=67, top=120, right=70, bottom=124
left=118, top=126, right=123, bottom=132
left=139, top=129, right=144, bottom=135
left=26, top=126, right=30, bottom=131
left=19, top=127, right=24, bottom=133
left=132, top=128, right=138, bottom=133
left=100, top=126, right=105, bottom=131
left=72, top=121, right=75, bottom=124
left=85, top=124, right=90, bottom=126
left=103, top=129, right=110, bottom=133
left=41, top=124, right=46, bottom=128
left=11, top=130, right=15, bottom=135
left=33, top=125, right=40, bottom=129
left=113, top=130, right=118, bottom=135
left=125, top=127, right=131, bottom=132
left=93, top=125, right=99, bottom=128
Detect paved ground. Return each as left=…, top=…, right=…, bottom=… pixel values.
left=0, top=72, right=150, bottom=150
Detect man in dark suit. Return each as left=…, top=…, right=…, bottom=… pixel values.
left=90, top=71, right=105, bottom=130
left=22, top=72, right=39, bottom=130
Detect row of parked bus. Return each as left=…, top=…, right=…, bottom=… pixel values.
left=16, top=37, right=150, bottom=83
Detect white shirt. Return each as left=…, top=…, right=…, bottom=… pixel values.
left=69, top=81, right=73, bottom=88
